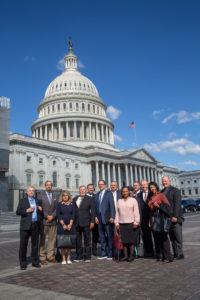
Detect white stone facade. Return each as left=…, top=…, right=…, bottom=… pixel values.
left=179, top=171, right=200, bottom=199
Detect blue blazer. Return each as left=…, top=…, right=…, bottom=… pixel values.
left=116, top=190, right=122, bottom=201
left=95, top=190, right=115, bottom=224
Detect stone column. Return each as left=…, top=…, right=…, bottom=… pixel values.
left=44, top=125, right=47, bottom=140
left=95, top=161, right=99, bottom=187
left=102, top=161, right=105, bottom=180
left=107, top=162, right=111, bottom=187
left=81, top=121, right=84, bottom=139
left=113, top=164, right=116, bottom=181
left=51, top=123, right=54, bottom=140
left=89, top=122, right=92, bottom=140
left=130, top=164, right=133, bottom=185
left=58, top=122, right=62, bottom=140
left=118, top=164, right=121, bottom=188
left=39, top=127, right=42, bottom=139
left=74, top=121, right=77, bottom=140
left=106, top=126, right=108, bottom=143
left=125, top=163, right=129, bottom=186
left=139, top=166, right=142, bottom=182
left=134, top=165, right=138, bottom=181
left=151, top=168, right=154, bottom=181
left=143, top=167, right=146, bottom=180
left=95, top=123, right=98, bottom=141
left=101, top=124, right=104, bottom=142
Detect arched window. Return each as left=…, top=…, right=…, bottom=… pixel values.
left=52, top=172, right=57, bottom=187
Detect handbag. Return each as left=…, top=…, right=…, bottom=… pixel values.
left=56, top=234, right=76, bottom=249
left=150, top=209, right=172, bottom=233
left=113, top=229, right=124, bottom=250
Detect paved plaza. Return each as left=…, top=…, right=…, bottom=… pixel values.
left=0, top=212, right=200, bottom=300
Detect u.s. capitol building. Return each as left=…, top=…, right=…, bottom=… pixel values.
left=9, top=39, right=179, bottom=206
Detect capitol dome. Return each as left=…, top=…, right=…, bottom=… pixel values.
left=31, top=38, right=115, bottom=149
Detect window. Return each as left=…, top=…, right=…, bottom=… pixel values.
left=93, top=105, right=95, bottom=113
left=188, top=189, right=191, bottom=195
left=0, top=171, right=6, bottom=177
left=182, top=190, right=185, bottom=195
left=77, top=126, right=80, bottom=138
left=69, top=103, right=73, bottom=111
left=39, top=158, right=43, bottom=164
left=26, top=156, right=31, bottom=162
left=194, top=180, right=197, bottom=183
left=56, top=84, right=58, bottom=89
left=60, top=83, right=62, bottom=88
left=52, top=172, right=57, bottom=187
left=26, top=173, right=31, bottom=186
left=79, top=82, right=81, bottom=87
left=39, top=174, right=44, bottom=187
left=66, top=177, right=70, bottom=188
left=76, top=103, right=79, bottom=111
left=97, top=106, right=99, bottom=114
left=48, top=106, right=50, bottom=114
left=181, top=181, right=183, bottom=185
left=57, top=104, right=60, bottom=111
left=70, top=125, right=73, bottom=137
left=52, top=105, right=55, bottom=112
left=75, top=163, right=78, bottom=169
left=63, top=126, right=66, bottom=138
left=63, top=103, right=66, bottom=111
left=88, top=104, right=90, bottom=112
left=187, top=181, right=190, bottom=184
left=75, top=178, right=79, bottom=189
left=64, top=82, right=67, bottom=87
left=195, top=188, right=198, bottom=194
left=66, top=162, right=69, bottom=168
left=82, top=103, right=85, bottom=111
left=53, top=160, right=56, bottom=166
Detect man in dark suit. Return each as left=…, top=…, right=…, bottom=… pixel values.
left=133, top=181, right=143, bottom=257
left=16, top=186, right=43, bottom=270
left=140, top=180, right=154, bottom=257
left=95, top=180, right=115, bottom=260
left=110, top=181, right=121, bottom=210
left=38, top=180, right=59, bottom=265
left=161, top=176, right=184, bottom=259
left=73, top=185, right=95, bottom=263
left=86, top=184, right=98, bottom=256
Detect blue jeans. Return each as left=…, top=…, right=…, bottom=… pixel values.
left=98, top=216, right=114, bottom=258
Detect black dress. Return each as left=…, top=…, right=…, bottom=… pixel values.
left=56, top=202, right=76, bottom=235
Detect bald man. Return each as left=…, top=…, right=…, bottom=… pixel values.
left=161, top=176, right=184, bottom=260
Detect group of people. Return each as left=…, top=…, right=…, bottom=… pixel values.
left=16, top=176, right=184, bottom=269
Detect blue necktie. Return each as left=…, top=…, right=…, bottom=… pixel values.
left=99, top=192, right=102, bottom=213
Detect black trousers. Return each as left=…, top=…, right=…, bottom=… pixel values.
left=141, top=223, right=154, bottom=255
left=92, top=223, right=99, bottom=251
left=19, top=222, right=40, bottom=268
left=76, top=226, right=91, bottom=260
left=153, top=231, right=172, bottom=261
left=169, top=223, right=184, bottom=257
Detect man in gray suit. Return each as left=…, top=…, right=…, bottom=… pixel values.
left=38, top=180, right=59, bottom=264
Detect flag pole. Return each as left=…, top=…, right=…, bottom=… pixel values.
left=133, top=125, right=137, bottom=147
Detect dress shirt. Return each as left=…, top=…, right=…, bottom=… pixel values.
left=45, top=191, right=52, bottom=205
left=115, top=197, right=140, bottom=225
left=28, top=197, right=38, bottom=221
left=76, top=196, right=83, bottom=208
left=112, top=191, right=117, bottom=210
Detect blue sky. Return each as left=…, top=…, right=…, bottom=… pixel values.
left=1, top=0, right=200, bottom=171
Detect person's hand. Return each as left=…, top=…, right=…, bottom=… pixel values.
left=26, top=207, right=34, bottom=213
left=37, top=206, right=42, bottom=211
left=95, top=217, right=99, bottom=224
left=66, top=224, right=72, bottom=231
left=116, top=224, right=120, bottom=231
left=172, top=217, right=178, bottom=223
left=63, top=225, right=68, bottom=231
left=154, top=201, right=160, bottom=208
left=148, top=221, right=151, bottom=228
left=90, top=223, right=95, bottom=230
left=133, top=223, right=138, bottom=229
left=109, top=218, right=114, bottom=223
left=47, top=216, right=53, bottom=222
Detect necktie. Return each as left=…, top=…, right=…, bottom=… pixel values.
left=145, top=192, right=147, bottom=201
left=48, top=193, right=52, bottom=205
left=99, top=192, right=102, bottom=213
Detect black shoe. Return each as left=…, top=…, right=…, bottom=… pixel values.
left=174, top=254, right=184, bottom=260
left=127, top=255, right=134, bottom=262
left=120, top=256, right=128, bottom=262
left=20, top=266, right=27, bottom=270
left=32, top=264, right=41, bottom=268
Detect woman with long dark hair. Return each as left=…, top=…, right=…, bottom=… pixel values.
left=115, top=186, right=140, bottom=262
left=148, top=182, right=173, bottom=263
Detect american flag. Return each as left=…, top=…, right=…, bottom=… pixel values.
left=129, top=121, right=135, bottom=128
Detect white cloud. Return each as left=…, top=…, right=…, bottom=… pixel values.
left=167, top=132, right=176, bottom=139
left=162, top=110, right=200, bottom=124
left=144, top=138, right=200, bottom=156
left=181, top=161, right=198, bottom=166
left=56, top=58, right=65, bottom=71
left=114, top=134, right=122, bottom=142
left=24, top=56, right=36, bottom=62
left=152, top=110, right=163, bottom=118
left=107, top=106, right=122, bottom=120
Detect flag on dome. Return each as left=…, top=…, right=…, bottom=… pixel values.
left=129, top=121, right=135, bottom=128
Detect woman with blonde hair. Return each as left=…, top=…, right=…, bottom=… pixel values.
left=56, top=190, right=76, bottom=264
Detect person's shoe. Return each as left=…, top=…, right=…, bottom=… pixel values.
left=127, top=255, right=134, bottom=262
left=84, top=259, right=91, bottom=263
left=92, top=250, right=97, bottom=256
left=41, top=260, right=48, bottom=265
left=97, top=256, right=107, bottom=260
left=32, top=264, right=41, bottom=268
left=163, top=259, right=173, bottom=263
left=174, top=254, right=184, bottom=260
left=49, top=258, right=57, bottom=263
left=20, top=266, right=27, bottom=270
left=73, top=258, right=83, bottom=262
left=67, top=260, right=72, bottom=264
left=106, top=257, right=113, bottom=261
left=61, top=261, right=67, bottom=265
left=120, top=256, right=128, bottom=262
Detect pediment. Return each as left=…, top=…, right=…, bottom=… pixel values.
left=128, top=148, right=156, bottom=163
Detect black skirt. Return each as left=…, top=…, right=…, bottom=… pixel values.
left=119, top=223, right=138, bottom=245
